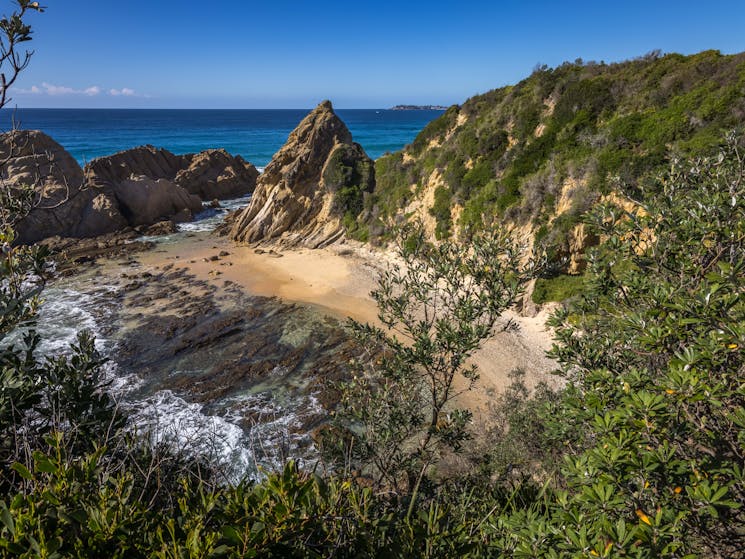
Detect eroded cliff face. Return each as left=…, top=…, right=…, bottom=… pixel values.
left=0, top=133, right=258, bottom=243
left=230, top=100, right=374, bottom=248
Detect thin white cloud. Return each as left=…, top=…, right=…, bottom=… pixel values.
left=31, top=82, right=102, bottom=96
left=17, top=83, right=142, bottom=97
left=109, top=87, right=136, bottom=97
left=41, top=82, right=78, bottom=95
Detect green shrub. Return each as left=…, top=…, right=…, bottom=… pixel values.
left=531, top=274, right=585, bottom=303
left=429, top=185, right=453, bottom=240
left=537, top=135, right=745, bottom=557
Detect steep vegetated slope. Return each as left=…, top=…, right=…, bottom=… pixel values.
left=362, top=50, right=745, bottom=280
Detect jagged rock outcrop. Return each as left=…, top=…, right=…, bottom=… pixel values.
left=0, top=130, right=126, bottom=243
left=175, top=149, right=259, bottom=199
left=230, top=100, right=374, bottom=248
left=84, top=146, right=202, bottom=225
left=76, top=192, right=129, bottom=238
left=0, top=132, right=259, bottom=243
left=84, top=145, right=187, bottom=188
left=109, top=176, right=202, bottom=226
left=85, top=145, right=258, bottom=201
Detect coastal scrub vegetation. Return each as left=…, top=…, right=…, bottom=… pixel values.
left=1, top=3, right=744, bottom=556
left=3, top=134, right=742, bottom=557
left=324, top=225, right=533, bottom=503
left=322, top=143, right=375, bottom=241
left=366, top=48, right=745, bottom=286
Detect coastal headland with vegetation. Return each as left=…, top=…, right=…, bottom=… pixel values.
left=0, top=1, right=743, bottom=556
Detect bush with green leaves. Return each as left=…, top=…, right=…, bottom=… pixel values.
left=518, top=133, right=745, bottom=558
left=3, top=2, right=744, bottom=556
left=0, top=0, right=122, bottom=489
left=327, top=225, right=534, bottom=510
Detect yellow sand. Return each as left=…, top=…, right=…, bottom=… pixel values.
left=137, top=232, right=559, bottom=420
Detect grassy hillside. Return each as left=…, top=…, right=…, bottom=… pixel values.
left=362, top=50, right=745, bottom=273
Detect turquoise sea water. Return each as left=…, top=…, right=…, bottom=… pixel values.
left=0, top=108, right=443, bottom=167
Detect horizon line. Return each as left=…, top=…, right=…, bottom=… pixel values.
left=1, top=106, right=450, bottom=111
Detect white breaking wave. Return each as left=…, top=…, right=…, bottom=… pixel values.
left=178, top=194, right=252, bottom=234
left=20, top=280, right=320, bottom=483
left=125, top=389, right=255, bottom=482
left=135, top=194, right=252, bottom=239
left=3, top=287, right=103, bottom=354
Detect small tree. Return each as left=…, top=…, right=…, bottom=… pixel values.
left=0, top=0, right=125, bottom=491
left=331, top=225, right=533, bottom=510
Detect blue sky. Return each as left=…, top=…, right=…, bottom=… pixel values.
left=8, top=0, right=745, bottom=109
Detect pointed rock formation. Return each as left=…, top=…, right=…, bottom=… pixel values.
left=230, top=100, right=374, bottom=248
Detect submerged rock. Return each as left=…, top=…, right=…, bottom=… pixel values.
left=230, top=100, right=374, bottom=248
left=106, top=260, right=360, bottom=438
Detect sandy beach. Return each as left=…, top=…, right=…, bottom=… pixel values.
left=137, top=233, right=384, bottom=324
left=136, top=233, right=559, bottom=421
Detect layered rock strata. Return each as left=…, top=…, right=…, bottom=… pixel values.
left=230, top=100, right=374, bottom=248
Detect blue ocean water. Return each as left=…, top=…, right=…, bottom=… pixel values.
left=0, top=108, right=442, bottom=167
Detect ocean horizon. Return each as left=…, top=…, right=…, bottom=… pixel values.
left=0, top=108, right=444, bottom=168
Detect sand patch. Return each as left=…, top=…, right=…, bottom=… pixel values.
left=136, top=233, right=383, bottom=325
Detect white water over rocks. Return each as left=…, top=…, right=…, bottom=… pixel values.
left=28, top=206, right=329, bottom=483
left=177, top=194, right=251, bottom=234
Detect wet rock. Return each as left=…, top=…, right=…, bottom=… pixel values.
left=53, top=252, right=369, bottom=467
left=40, top=230, right=154, bottom=274
left=139, top=220, right=178, bottom=236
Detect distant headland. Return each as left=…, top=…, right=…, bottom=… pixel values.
left=389, top=104, right=448, bottom=111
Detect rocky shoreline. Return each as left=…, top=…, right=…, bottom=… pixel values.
left=1, top=131, right=258, bottom=244
left=51, top=232, right=364, bottom=471
left=9, top=100, right=557, bottom=473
